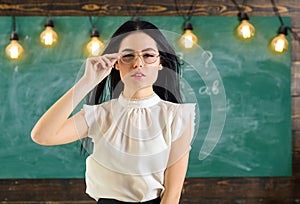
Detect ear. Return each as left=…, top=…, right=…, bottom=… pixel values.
left=159, top=64, right=163, bottom=70
left=115, top=61, right=120, bottom=70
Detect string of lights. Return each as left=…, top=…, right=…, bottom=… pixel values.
left=269, top=0, right=300, bottom=53
left=5, top=0, right=24, bottom=60
left=175, top=0, right=198, bottom=49
left=86, top=16, right=104, bottom=57
left=269, top=0, right=289, bottom=53
left=269, top=0, right=300, bottom=54
left=40, top=18, right=58, bottom=47
left=2, top=1, right=295, bottom=61
left=231, top=0, right=255, bottom=40
left=80, top=0, right=105, bottom=57
left=40, top=0, right=58, bottom=47
left=5, top=16, right=24, bottom=60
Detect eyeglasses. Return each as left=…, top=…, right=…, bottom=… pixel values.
left=120, top=51, right=160, bottom=64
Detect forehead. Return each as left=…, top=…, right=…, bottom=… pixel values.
left=119, top=32, right=158, bottom=52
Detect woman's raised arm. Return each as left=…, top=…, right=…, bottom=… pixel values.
left=31, top=53, right=120, bottom=145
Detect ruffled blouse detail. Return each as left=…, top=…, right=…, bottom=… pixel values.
left=82, top=93, right=196, bottom=201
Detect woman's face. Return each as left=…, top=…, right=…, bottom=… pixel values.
left=116, top=32, right=162, bottom=93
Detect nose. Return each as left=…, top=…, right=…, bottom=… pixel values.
left=133, top=55, right=144, bottom=69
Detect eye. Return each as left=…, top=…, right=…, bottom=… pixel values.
left=122, top=53, right=135, bottom=58
left=121, top=53, right=135, bottom=61
left=121, top=53, right=136, bottom=64
left=142, top=53, right=156, bottom=58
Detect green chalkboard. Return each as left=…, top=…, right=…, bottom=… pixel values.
left=0, top=16, right=291, bottom=178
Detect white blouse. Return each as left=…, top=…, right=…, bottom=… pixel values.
left=83, top=93, right=195, bottom=202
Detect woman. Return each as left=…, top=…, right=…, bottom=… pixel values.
left=31, top=19, right=195, bottom=204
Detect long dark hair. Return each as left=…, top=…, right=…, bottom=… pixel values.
left=81, top=19, right=182, bottom=154
left=86, top=19, right=182, bottom=104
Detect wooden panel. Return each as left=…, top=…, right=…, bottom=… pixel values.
left=0, top=179, right=93, bottom=203
left=291, top=31, right=300, bottom=62
left=293, top=97, right=300, bottom=131
left=181, top=178, right=299, bottom=204
left=294, top=131, right=300, bottom=178
left=291, top=14, right=300, bottom=27
left=292, top=62, right=300, bottom=97
left=0, top=0, right=299, bottom=16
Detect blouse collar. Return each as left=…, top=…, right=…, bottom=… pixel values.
left=118, top=92, right=161, bottom=108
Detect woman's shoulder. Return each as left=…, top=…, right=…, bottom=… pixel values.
left=159, top=99, right=196, bottom=111
left=83, top=99, right=118, bottom=111
left=158, top=100, right=196, bottom=125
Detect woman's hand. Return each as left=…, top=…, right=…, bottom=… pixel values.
left=83, top=53, right=121, bottom=88
left=31, top=53, right=121, bottom=146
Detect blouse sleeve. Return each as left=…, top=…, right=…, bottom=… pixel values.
left=83, top=104, right=102, bottom=139
left=168, top=103, right=196, bottom=167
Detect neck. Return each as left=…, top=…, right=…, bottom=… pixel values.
left=123, top=86, right=155, bottom=99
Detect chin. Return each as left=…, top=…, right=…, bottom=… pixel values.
left=126, top=82, right=153, bottom=91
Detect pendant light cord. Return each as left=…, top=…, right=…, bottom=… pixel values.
left=270, top=0, right=285, bottom=26
left=122, top=0, right=145, bottom=20
left=231, top=0, right=247, bottom=13
left=11, top=0, right=17, bottom=32
left=270, top=0, right=299, bottom=41
left=175, top=0, right=198, bottom=22
left=88, top=16, right=100, bottom=29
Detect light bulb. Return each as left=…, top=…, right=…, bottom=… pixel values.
left=237, top=12, right=255, bottom=40
left=5, top=32, right=24, bottom=60
left=40, top=19, right=58, bottom=47
left=270, top=26, right=289, bottom=54
left=237, top=20, right=255, bottom=40
left=86, top=29, right=104, bottom=56
left=180, top=21, right=198, bottom=49
left=40, top=26, right=58, bottom=46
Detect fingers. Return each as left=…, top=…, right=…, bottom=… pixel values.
left=88, top=53, right=121, bottom=70
left=105, top=53, right=122, bottom=60
left=102, top=57, right=112, bottom=68
left=104, top=53, right=122, bottom=67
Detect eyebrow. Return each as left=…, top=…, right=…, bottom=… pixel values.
left=121, top=48, right=158, bottom=52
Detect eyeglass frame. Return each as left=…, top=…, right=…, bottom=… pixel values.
left=119, top=50, right=160, bottom=65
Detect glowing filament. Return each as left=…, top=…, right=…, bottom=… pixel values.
left=180, top=30, right=198, bottom=49
left=87, top=36, right=104, bottom=56
left=237, top=20, right=255, bottom=40
left=6, top=40, right=24, bottom=60
left=40, top=26, right=58, bottom=46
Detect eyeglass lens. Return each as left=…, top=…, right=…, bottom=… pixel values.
left=121, top=52, right=159, bottom=64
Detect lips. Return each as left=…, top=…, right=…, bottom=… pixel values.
left=131, top=71, right=146, bottom=77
